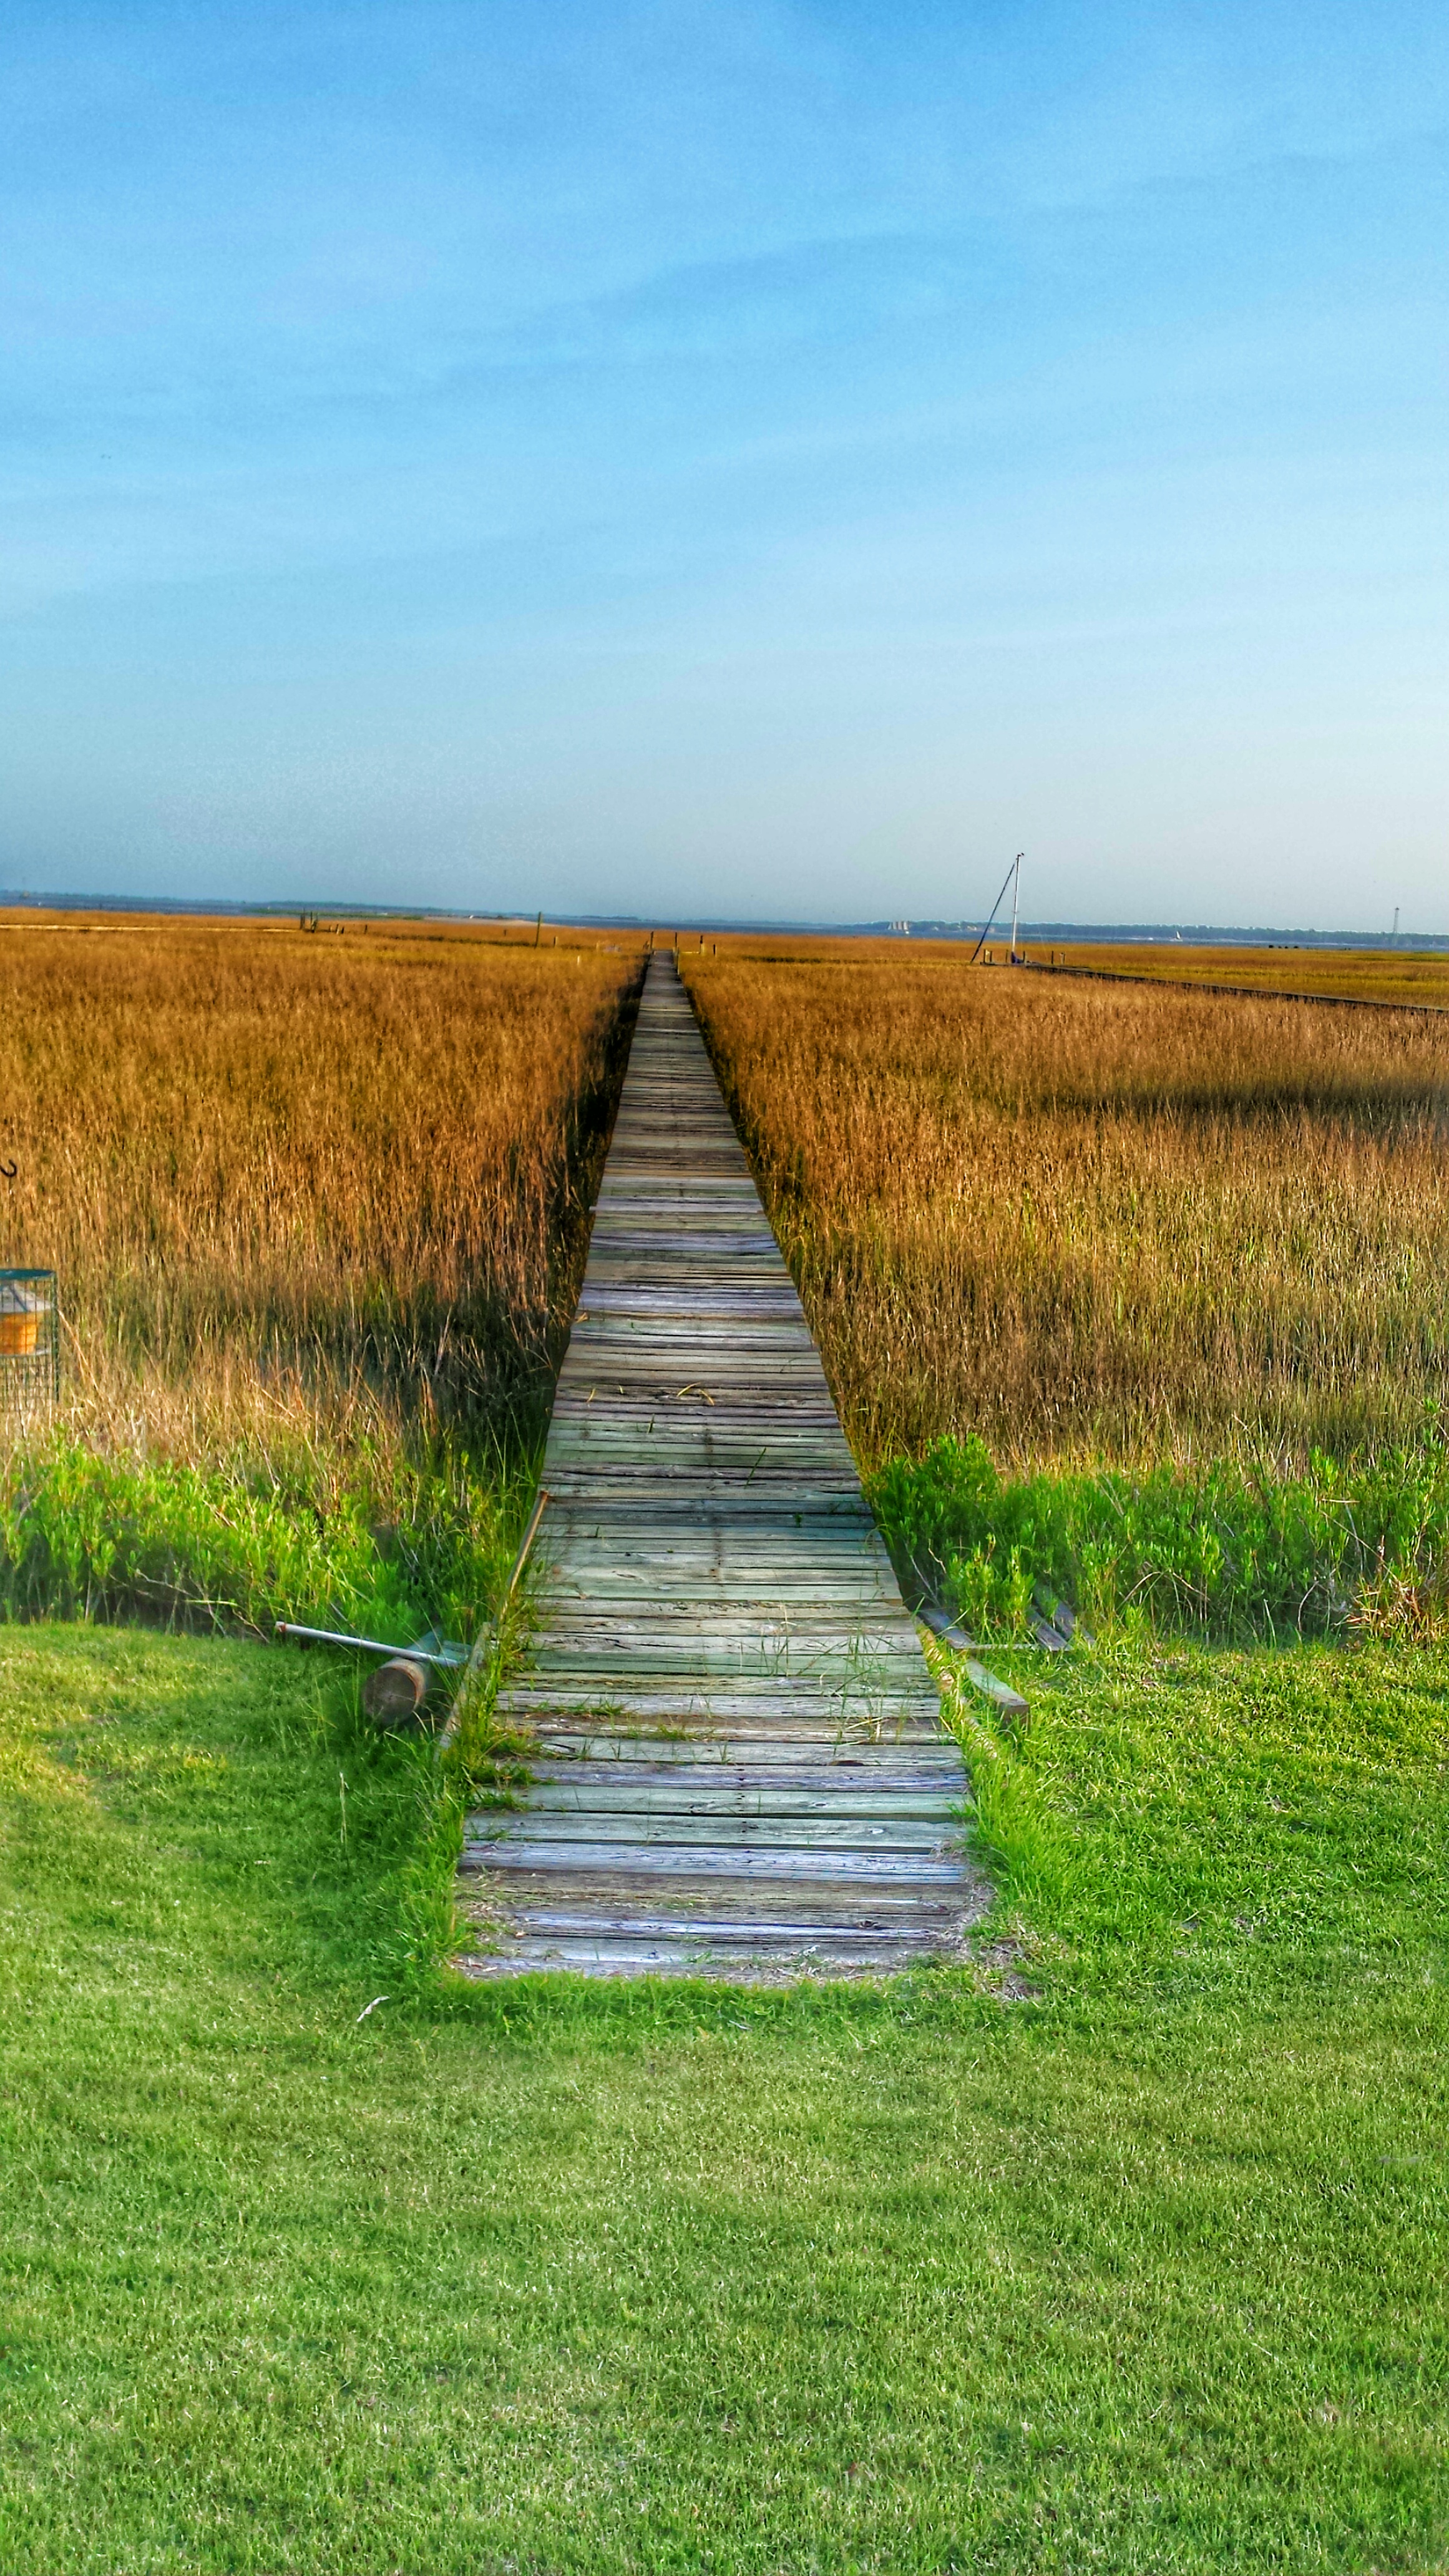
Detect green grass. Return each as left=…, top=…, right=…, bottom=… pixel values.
left=1, top=1622, right=1446, bottom=2574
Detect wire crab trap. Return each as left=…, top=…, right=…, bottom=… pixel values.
left=0, top=1271, right=61, bottom=1423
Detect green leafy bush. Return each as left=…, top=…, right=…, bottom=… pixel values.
left=871, top=1432, right=1449, bottom=1642
left=0, top=1433, right=518, bottom=1649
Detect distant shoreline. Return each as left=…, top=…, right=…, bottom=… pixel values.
left=0, top=890, right=1443, bottom=952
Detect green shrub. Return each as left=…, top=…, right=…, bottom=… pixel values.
left=870, top=1432, right=1449, bottom=1642
left=0, top=1432, right=519, bottom=1649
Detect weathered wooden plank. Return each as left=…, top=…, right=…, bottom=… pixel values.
left=463, top=1840, right=966, bottom=1883
left=545, top=1563, right=904, bottom=1586
left=460, top=1886, right=977, bottom=1933
left=458, top=1935, right=967, bottom=1982
left=519, top=1744, right=947, bottom=1773
left=525, top=1745, right=962, bottom=1772
left=524, top=1765, right=964, bottom=1800
left=495, top=1676, right=939, bottom=1705
left=524, top=1623, right=929, bottom=1654
left=526, top=1732, right=963, bottom=1765
left=522, top=1641, right=930, bottom=1665
left=468, top=1807, right=962, bottom=1852
left=463, top=1903, right=972, bottom=1938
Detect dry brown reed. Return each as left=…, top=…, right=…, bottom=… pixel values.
left=0, top=918, right=639, bottom=1465
left=683, top=952, right=1449, bottom=1469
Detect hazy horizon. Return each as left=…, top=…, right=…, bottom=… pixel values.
left=4, top=887, right=1446, bottom=945
left=4, top=2, right=1444, bottom=930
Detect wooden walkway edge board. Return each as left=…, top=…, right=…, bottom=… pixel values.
left=454, top=957, right=987, bottom=1983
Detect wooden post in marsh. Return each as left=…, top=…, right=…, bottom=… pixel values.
left=453, top=955, right=985, bottom=1982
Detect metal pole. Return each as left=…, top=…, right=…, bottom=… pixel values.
left=1010, top=854, right=1022, bottom=960
left=275, top=1621, right=466, bottom=1669
left=968, top=859, right=1020, bottom=965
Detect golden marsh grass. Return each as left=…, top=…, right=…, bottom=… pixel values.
left=0, top=915, right=640, bottom=1464
left=684, top=947, right=1449, bottom=1469
left=1042, top=942, right=1449, bottom=1008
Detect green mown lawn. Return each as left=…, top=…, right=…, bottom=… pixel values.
left=0, top=1622, right=1445, bottom=2573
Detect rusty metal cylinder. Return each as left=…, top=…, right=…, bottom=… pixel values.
left=362, top=1656, right=429, bottom=1729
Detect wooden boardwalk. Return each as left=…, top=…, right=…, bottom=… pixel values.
left=455, top=957, right=985, bottom=1982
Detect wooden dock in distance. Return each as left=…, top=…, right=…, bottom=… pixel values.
left=454, top=955, right=986, bottom=1982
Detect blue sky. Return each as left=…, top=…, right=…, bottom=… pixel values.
left=3, top=1, right=1445, bottom=924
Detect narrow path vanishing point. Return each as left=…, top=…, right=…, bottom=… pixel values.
left=454, top=957, right=987, bottom=1981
